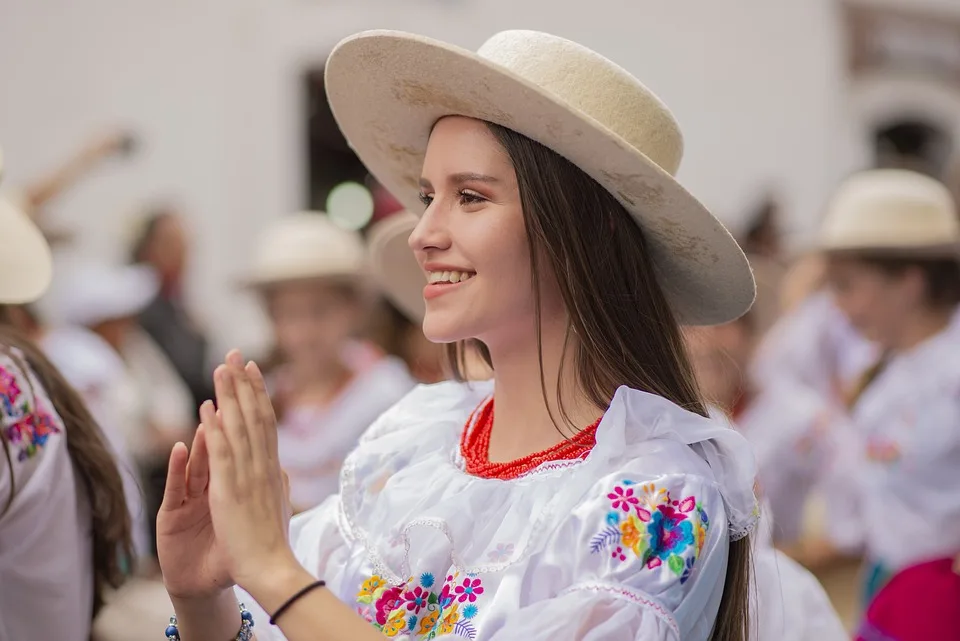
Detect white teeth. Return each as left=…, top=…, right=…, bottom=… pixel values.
left=428, top=270, right=475, bottom=284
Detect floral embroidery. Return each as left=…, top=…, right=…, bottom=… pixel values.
left=356, top=571, right=483, bottom=638
left=0, top=364, right=60, bottom=462
left=486, top=542, right=514, bottom=562
left=590, top=480, right=708, bottom=584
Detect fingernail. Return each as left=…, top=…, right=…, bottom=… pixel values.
left=227, top=350, right=243, bottom=367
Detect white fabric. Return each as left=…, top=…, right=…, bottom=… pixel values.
left=746, top=505, right=848, bottom=641
left=735, top=381, right=852, bottom=545
left=121, top=326, right=195, bottom=444
left=276, top=353, right=416, bottom=510
left=851, top=324, right=960, bottom=570
left=0, top=348, right=93, bottom=641
left=239, top=381, right=759, bottom=640
left=45, top=263, right=159, bottom=328
left=751, top=291, right=877, bottom=401
left=40, top=325, right=151, bottom=558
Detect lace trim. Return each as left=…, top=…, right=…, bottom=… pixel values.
left=560, top=581, right=680, bottom=640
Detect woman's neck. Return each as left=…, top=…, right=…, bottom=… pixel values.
left=484, top=319, right=604, bottom=463
left=286, top=357, right=354, bottom=406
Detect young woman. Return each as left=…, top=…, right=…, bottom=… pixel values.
left=0, top=172, right=132, bottom=640
left=248, top=212, right=415, bottom=511
left=815, top=169, right=960, bottom=607
left=157, top=30, right=759, bottom=641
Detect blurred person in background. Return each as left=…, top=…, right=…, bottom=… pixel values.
left=813, top=169, right=960, bottom=612
left=48, top=262, right=195, bottom=562
left=684, top=262, right=854, bottom=550
left=129, top=206, right=215, bottom=411
left=366, top=211, right=447, bottom=383
left=0, top=152, right=132, bottom=641
left=248, top=212, right=415, bottom=513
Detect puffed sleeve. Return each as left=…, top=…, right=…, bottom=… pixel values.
left=458, top=471, right=731, bottom=641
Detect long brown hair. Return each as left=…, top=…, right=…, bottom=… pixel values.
left=446, top=123, right=752, bottom=641
left=0, top=312, right=132, bottom=623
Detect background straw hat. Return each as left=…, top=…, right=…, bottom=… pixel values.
left=0, top=146, right=53, bottom=304
left=819, top=169, right=960, bottom=257
left=367, top=211, right=425, bottom=322
left=244, top=212, right=365, bottom=288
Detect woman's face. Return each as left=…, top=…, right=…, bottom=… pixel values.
left=266, top=280, right=358, bottom=373
left=825, top=256, right=920, bottom=349
left=409, top=117, right=564, bottom=349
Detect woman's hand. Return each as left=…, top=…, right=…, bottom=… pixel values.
left=204, top=350, right=300, bottom=593
left=156, top=425, right=235, bottom=600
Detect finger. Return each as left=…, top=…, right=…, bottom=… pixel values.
left=185, top=425, right=210, bottom=498
left=247, top=360, right=279, bottom=463
left=232, top=360, right=269, bottom=470
left=160, top=442, right=189, bottom=511
left=214, top=363, right=251, bottom=462
left=201, top=399, right=237, bottom=493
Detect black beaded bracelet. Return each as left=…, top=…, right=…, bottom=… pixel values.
left=269, top=580, right=327, bottom=626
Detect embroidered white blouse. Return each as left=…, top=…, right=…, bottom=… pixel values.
left=240, top=381, right=758, bottom=641
left=849, top=325, right=960, bottom=570
left=0, top=349, right=93, bottom=641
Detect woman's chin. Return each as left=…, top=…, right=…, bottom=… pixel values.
left=421, top=315, right=472, bottom=346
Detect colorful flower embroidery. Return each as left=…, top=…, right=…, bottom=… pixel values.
left=590, top=480, right=708, bottom=584
left=356, top=571, right=483, bottom=638
left=0, top=364, right=60, bottom=462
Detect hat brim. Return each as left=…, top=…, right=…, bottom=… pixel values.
left=820, top=241, right=960, bottom=260
left=325, top=30, right=754, bottom=325
left=0, top=199, right=53, bottom=304
left=367, top=212, right=426, bottom=323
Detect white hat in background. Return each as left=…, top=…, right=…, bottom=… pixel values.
left=245, top=212, right=366, bottom=288
left=0, top=146, right=54, bottom=304
left=367, top=211, right=425, bottom=322
left=49, top=263, right=159, bottom=327
left=819, top=169, right=960, bottom=257
left=324, top=30, right=755, bottom=325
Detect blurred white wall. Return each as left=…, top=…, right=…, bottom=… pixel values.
left=0, top=0, right=958, bottom=354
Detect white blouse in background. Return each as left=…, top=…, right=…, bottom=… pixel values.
left=275, top=347, right=416, bottom=511
left=0, top=349, right=93, bottom=641
left=851, top=324, right=960, bottom=571
left=732, top=381, right=860, bottom=548
left=240, top=380, right=758, bottom=641
left=751, top=291, right=877, bottom=401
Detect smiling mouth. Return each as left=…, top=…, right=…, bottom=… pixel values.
left=427, top=270, right=476, bottom=284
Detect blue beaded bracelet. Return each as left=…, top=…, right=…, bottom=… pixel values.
left=165, top=602, right=254, bottom=640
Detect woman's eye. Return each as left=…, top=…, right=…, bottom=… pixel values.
left=458, top=190, right=485, bottom=206
left=418, top=192, right=434, bottom=207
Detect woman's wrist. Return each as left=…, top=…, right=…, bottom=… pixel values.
left=241, top=556, right=317, bottom=618
left=170, top=590, right=242, bottom=641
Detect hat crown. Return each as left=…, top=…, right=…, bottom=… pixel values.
left=251, top=212, right=365, bottom=284
left=820, top=169, right=959, bottom=253
left=477, top=30, right=683, bottom=176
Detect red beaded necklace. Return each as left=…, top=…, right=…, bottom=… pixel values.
left=460, top=398, right=602, bottom=480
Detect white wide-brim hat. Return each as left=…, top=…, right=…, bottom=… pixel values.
left=325, top=30, right=755, bottom=325
left=819, top=169, right=960, bottom=257
left=245, top=211, right=366, bottom=288
left=50, top=263, right=159, bottom=327
left=367, top=211, right=425, bottom=322
left=0, top=147, right=53, bottom=304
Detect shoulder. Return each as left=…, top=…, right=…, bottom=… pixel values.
left=358, top=379, right=491, bottom=444
left=0, top=348, right=64, bottom=466
left=554, top=463, right=730, bottom=615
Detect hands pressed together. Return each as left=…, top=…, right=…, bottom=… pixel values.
left=157, top=350, right=300, bottom=604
